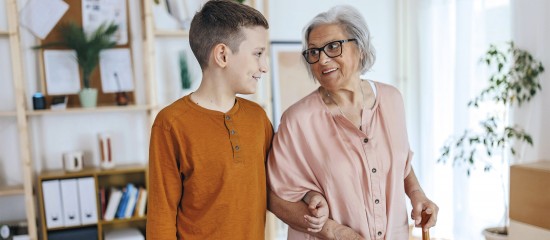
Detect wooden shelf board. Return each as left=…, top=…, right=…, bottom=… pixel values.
left=26, top=104, right=151, bottom=116
left=99, top=216, right=147, bottom=225
left=0, top=30, right=9, bottom=36
left=0, top=111, right=17, bottom=117
left=0, top=185, right=25, bottom=196
left=154, top=30, right=189, bottom=37
left=39, top=164, right=146, bottom=180
left=46, top=223, right=97, bottom=231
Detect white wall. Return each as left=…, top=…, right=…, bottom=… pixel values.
left=511, top=0, right=550, bottom=163
left=269, top=0, right=398, bottom=85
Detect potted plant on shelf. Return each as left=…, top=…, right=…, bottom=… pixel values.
left=35, top=22, right=118, bottom=108
left=437, top=42, right=544, bottom=240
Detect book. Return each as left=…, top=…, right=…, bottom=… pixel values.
left=123, top=184, right=138, bottom=218
left=103, top=188, right=122, bottom=221
left=133, top=187, right=146, bottom=217
left=137, top=189, right=147, bottom=217
left=99, top=188, right=106, bottom=219
left=115, top=186, right=129, bottom=219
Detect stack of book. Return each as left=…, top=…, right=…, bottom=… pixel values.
left=100, top=183, right=147, bottom=221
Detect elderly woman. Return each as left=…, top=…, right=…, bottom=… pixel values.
left=267, top=5, right=438, bottom=240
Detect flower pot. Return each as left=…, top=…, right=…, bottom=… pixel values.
left=79, top=88, right=98, bottom=108
left=483, top=227, right=508, bottom=240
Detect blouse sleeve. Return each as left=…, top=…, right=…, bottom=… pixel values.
left=267, top=113, right=323, bottom=202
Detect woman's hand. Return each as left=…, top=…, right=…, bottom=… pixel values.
left=302, top=191, right=329, bottom=233
left=409, top=190, right=439, bottom=232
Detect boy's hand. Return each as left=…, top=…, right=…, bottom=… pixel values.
left=302, top=191, right=329, bottom=233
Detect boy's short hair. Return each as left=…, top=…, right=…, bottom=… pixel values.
left=189, top=0, right=269, bottom=69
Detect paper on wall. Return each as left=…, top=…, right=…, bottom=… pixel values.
left=82, top=0, right=128, bottom=45
left=43, top=50, right=81, bottom=95
left=19, top=0, right=68, bottom=39
left=99, top=48, right=134, bottom=93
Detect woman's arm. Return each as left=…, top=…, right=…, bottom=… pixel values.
left=268, top=190, right=364, bottom=240
left=404, top=168, right=439, bottom=232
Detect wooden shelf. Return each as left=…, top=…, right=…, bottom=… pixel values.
left=39, top=164, right=146, bottom=181
left=100, top=216, right=146, bottom=225
left=0, top=30, right=9, bottom=36
left=26, top=105, right=152, bottom=116
left=154, top=30, right=189, bottom=37
left=0, top=111, right=17, bottom=117
left=0, top=185, right=25, bottom=197
left=46, top=223, right=97, bottom=231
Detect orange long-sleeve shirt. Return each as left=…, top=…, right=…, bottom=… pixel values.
left=146, top=95, right=273, bottom=239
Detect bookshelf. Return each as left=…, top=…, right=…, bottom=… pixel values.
left=37, top=164, right=147, bottom=240
left=0, top=0, right=38, bottom=239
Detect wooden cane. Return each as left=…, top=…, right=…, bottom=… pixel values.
left=421, top=211, right=430, bottom=240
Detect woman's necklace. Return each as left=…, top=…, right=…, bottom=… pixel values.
left=324, top=81, right=366, bottom=129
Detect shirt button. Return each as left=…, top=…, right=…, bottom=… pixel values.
left=230, top=130, right=236, bottom=135
left=375, top=199, right=379, bottom=204
left=363, top=138, right=368, bottom=143
left=235, top=145, right=240, bottom=150
left=377, top=231, right=382, bottom=236
left=372, top=168, right=377, bottom=173
left=225, top=115, right=231, bottom=120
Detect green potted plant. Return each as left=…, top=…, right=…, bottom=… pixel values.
left=35, top=22, right=118, bottom=108
left=179, top=51, right=192, bottom=90
left=437, top=42, right=544, bottom=239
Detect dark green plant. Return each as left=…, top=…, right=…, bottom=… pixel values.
left=179, top=51, right=192, bottom=89
left=235, top=0, right=246, bottom=3
left=437, top=42, right=544, bottom=235
left=35, top=22, right=119, bottom=89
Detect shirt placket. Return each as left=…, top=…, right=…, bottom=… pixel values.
left=224, top=114, right=241, bottom=163
left=361, top=136, right=386, bottom=239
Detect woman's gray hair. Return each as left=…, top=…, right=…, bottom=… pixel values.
left=302, top=5, right=376, bottom=78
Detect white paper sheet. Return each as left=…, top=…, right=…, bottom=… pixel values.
left=99, top=48, right=134, bottom=93
left=19, top=0, right=69, bottom=39
left=82, top=0, right=128, bottom=45
left=43, top=50, right=81, bottom=95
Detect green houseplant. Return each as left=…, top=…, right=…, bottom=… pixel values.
left=179, top=51, right=192, bottom=90
left=35, top=22, right=118, bottom=108
left=437, top=42, right=544, bottom=239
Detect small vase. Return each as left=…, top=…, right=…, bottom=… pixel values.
left=79, top=88, right=98, bottom=108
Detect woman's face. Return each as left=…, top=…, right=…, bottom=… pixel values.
left=307, top=24, right=361, bottom=90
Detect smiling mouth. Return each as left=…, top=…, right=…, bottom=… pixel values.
left=323, top=68, right=337, bottom=74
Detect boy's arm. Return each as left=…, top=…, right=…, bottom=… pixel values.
left=268, top=190, right=364, bottom=240
left=146, top=125, right=183, bottom=240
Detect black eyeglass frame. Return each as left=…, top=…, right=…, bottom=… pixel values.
left=302, top=39, right=357, bottom=64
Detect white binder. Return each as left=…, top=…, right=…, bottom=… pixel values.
left=42, top=180, right=64, bottom=229
left=60, top=178, right=81, bottom=226
left=77, top=177, right=98, bottom=224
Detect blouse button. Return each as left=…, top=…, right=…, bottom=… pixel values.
left=377, top=231, right=382, bottom=236
left=225, top=116, right=231, bottom=120
left=372, top=168, right=377, bottom=173
left=363, top=138, right=368, bottom=143
left=375, top=199, right=380, bottom=204
left=235, top=145, right=240, bottom=151
left=230, top=130, right=236, bottom=135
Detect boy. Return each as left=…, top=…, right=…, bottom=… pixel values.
left=146, top=1, right=272, bottom=239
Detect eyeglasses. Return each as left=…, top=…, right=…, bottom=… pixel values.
left=302, top=39, right=357, bottom=64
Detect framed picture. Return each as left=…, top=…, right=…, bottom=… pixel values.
left=270, top=41, right=318, bottom=128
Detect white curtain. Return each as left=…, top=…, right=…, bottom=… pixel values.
left=401, top=0, right=512, bottom=239
left=510, top=1, right=550, bottom=164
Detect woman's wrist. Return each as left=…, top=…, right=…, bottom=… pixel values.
left=408, top=188, right=422, bottom=196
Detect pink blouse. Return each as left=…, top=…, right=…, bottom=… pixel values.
left=268, top=81, right=413, bottom=240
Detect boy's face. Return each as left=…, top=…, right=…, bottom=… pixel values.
left=226, top=26, right=269, bottom=95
